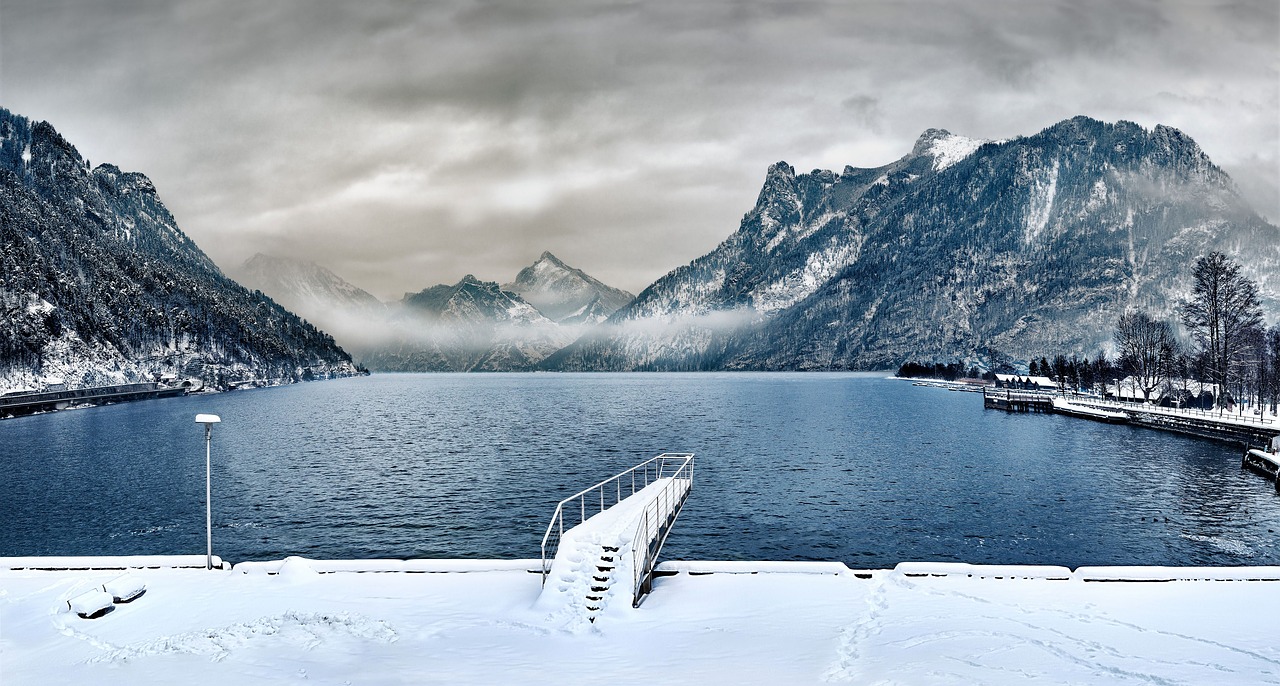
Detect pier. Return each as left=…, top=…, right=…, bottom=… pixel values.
left=0, top=382, right=189, bottom=419
left=538, top=452, right=694, bottom=618
left=1243, top=440, right=1280, bottom=491
left=984, top=387, right=1278, bottom=448
left=1070, top=397, right=1277, bottom=446
left=982, top=387, right=1055, bottom=413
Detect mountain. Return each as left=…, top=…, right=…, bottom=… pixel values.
left=227, top=252, right=630, bottom=372
left=0, top=108, right=359, bottom=392
left=364, top=275, right=574, bottom=372
left=233, top=253, right=384, bottom=315
left=502, top=251, right=634, bottom=323
left=547, top=116, right=1280, bottom=371
left=230, top=253, right=389, bottom=358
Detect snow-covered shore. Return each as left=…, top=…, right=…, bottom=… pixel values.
left=3, top=557, right=1279, bottom=685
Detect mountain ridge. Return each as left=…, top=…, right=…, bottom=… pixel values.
left=0, top=108, right=359, bottom=392
left=547, top=115, right=1279, bottom=371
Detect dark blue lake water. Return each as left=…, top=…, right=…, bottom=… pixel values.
left=2, top=373, right=1277, bottom=568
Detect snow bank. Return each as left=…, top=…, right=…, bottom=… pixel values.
left=234, top=558, right=541, bottom=574
left=656, top=560, right=853, bottom=575
left=1, top=554, right=225, bottom=570
left=895, top=561, right=1072, bottom=579
left=6, top=561, right=1280, bottom=684
left=1075, top=566, right=1280, bottom=582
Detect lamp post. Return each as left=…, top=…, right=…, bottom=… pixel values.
left=195, top=414, right=221, bottom=570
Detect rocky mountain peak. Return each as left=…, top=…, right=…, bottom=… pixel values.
left=502, top=252, right=634, bottom=323
left=911, top=128, right=954, bottom=156
left=912, top=128, right=986, bottom=171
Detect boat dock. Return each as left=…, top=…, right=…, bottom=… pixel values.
left=982, top=388, right=1056, bottom=413
left=1243, top=439, right=1280, bottom=491
left=983, top=387, right=1278, bottom=446
left=0, top=382, right=190, bottom=419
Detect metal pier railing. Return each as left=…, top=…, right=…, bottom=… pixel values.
left=629, top=455, right=694, bottom=607
left=539, top=453, right=695, bottom=601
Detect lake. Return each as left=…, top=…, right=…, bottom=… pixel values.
left=2, top=373, right=1277, bottom=568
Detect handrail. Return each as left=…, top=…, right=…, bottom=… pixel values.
left=630, top=454, right=694, bottom=607
left=1073, top=396, right=1276, bottom=427
left=540, top=452, right=695, bottom=587
left=0, top=382, right=172, bottom=408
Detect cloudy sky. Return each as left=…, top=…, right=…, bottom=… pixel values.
left=1, top=0, right=1276, bottom=299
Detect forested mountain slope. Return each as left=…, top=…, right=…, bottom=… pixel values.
left=0, top=108, right=358, bottom=391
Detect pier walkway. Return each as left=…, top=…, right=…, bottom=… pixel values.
left=984, top=388, right=1278, bottom=446
left=1070, top=397, right=1277, bottom=446
left=0, top=382, right=189, bottom=419
left=538, top=453, right=694, bottom=623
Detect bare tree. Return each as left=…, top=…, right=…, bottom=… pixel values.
left=1115, top=310, right=1177, bottom=402
left=1179, top=252, right=1264, bottom=410
left=1268, top=326, right=1280, bottom=414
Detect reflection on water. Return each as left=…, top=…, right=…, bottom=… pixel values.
left=1, top=373, right=1277, bottom=567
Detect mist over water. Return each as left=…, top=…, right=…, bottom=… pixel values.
left=2, top=373, right=1277, bottom=568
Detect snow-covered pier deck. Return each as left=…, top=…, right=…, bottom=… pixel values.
left=0, top=382, right=189, bottom=419
left=5, top=557, right=1280, bottom=684
left=538, top=453, right=694, bottom=619
left=983, top=387, right=1055, bottom=413
left=1071, top=397, right=1278, bottom=446
left=1243, top=446, right=1280, bottom=489
left=985, top=388, right=1280, bottom=446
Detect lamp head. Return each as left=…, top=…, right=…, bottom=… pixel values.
left=195, top=414, right=222, bottom=425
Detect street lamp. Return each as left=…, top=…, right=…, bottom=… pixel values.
left=195, top=414, right=221, bottom=570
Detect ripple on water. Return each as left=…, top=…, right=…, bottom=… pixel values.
left=2, top=373, right=1279, bottom=567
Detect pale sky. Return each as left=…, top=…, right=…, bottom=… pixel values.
left=1, top=0, right=1276, bottom=300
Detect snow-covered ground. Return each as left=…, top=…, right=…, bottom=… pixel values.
left=4, top=557, right=1279, bottom=685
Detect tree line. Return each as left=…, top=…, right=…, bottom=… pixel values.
left=898, top=252, right=1276, bottom=413
left=1109, top=251, right=1272, bottom=411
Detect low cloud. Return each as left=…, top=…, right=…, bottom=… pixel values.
left=2, top=0, right=1274, bottom=298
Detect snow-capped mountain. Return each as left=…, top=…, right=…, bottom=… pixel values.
left=233, top=253, right=384, bottom=315
left=225, top=252, right=630, bottom=372
left=364, top=275, right=575, bottom=372
left=230, top=253, right=390, bottom=359
left=547, top=116, right=1280, bottom=371
left=502, top=251, right=634, bottom=323
left=0, top=108, right=359, bottom=392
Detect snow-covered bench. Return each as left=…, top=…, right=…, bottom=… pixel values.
left=67, top=590, right=114, bottom=619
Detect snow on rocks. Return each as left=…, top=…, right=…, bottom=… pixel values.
left=276, top=555, right=321, bottom=583
left=921, top=130, right=987, bottom=171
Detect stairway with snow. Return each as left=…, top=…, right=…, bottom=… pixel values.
left=536, top=454, right=694, bottom=627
